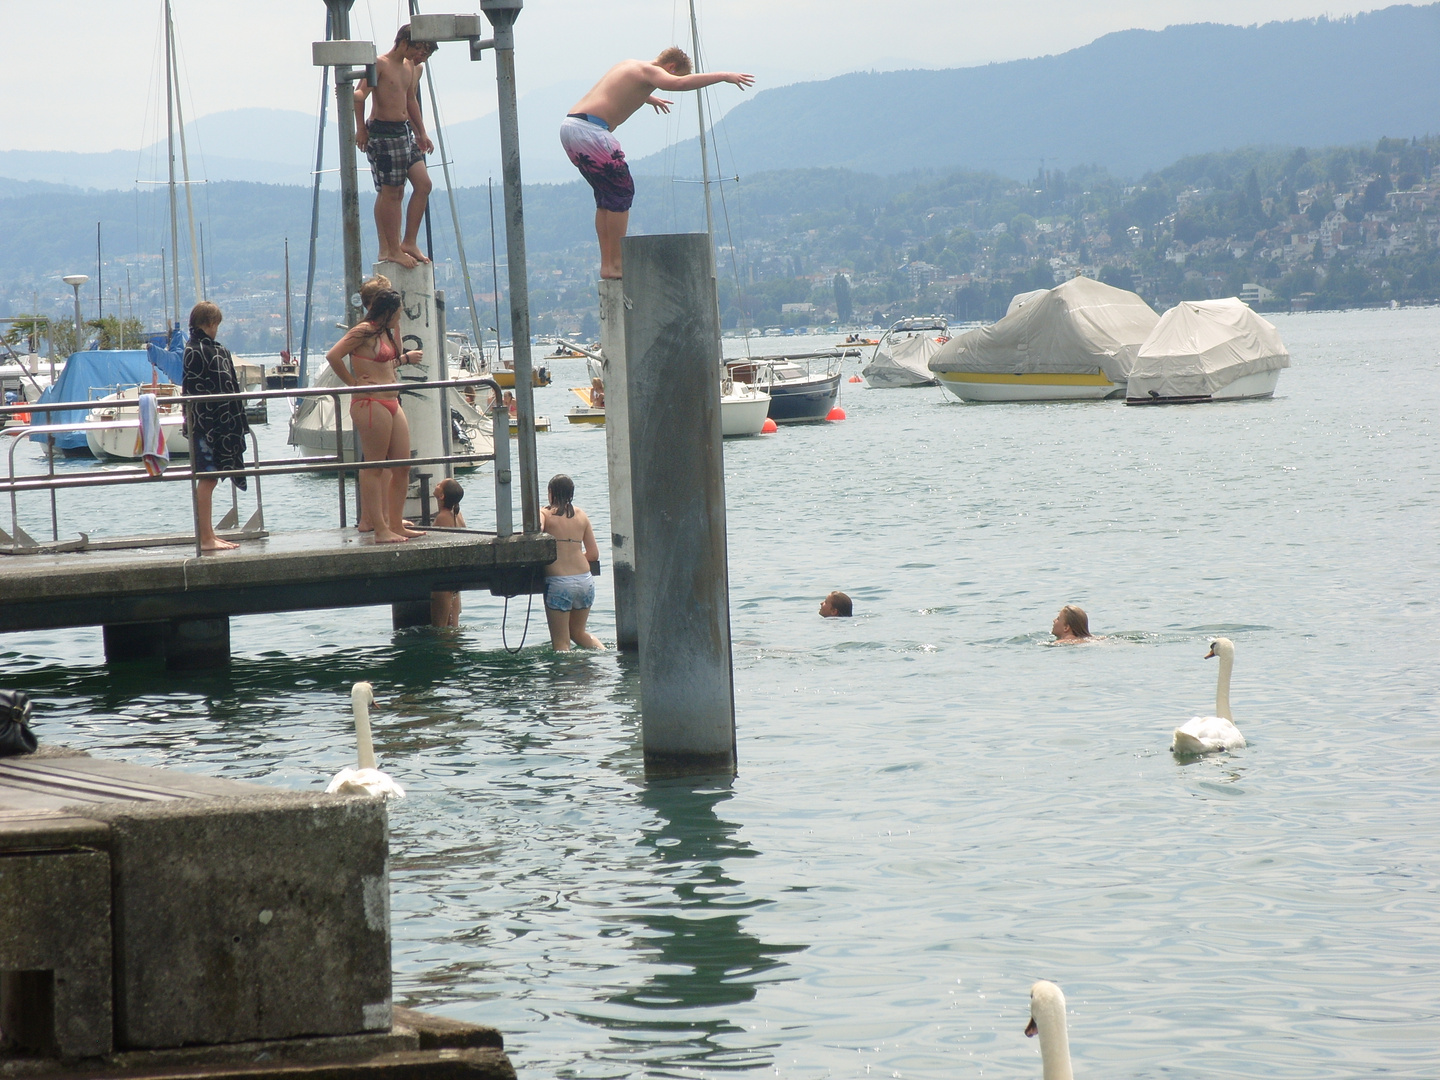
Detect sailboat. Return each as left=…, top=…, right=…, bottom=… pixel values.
left=81, top=0, right=202, bottom=461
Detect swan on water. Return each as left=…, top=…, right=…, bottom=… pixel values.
left=325, top=681, right=406, bottom=799
left=1170, top=637, right=1246, bottom=755
left=1025, top=979, right=1074, bottom=1080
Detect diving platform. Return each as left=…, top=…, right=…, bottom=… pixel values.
left=0, top=528, right=554, bottom=665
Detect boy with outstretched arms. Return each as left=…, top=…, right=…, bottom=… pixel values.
left=562, top=47, right=753, bottom=278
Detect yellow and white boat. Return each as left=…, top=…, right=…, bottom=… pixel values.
left=929, top=277, right=1157, bottom=403
left=567, top=386, right=605, bottom=425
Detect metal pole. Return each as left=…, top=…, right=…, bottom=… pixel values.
left=164, top=0, right=181, bottom=330
left=324, top=0, right=365, bottom=328
left=623, top=233, right=736, bottom=777
left=72, top=287, right=83, bottom=347
left=436, top=288, right=453, bottom=475
left=481, top=0, right=539, bottom=533
left=299, top=15, right=332, bottom=387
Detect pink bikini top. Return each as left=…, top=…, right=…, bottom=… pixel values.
left=371, top=331, right=398, bottom=364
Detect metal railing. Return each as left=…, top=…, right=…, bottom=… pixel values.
left=0, top=376, right=513, bottom=558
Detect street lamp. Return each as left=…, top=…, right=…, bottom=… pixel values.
left=62, top=274, right=89, bottom=352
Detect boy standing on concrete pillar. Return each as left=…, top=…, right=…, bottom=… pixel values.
left=561, top=48, right=753, bottom=279
left=355, top=25, right=435, bottom=268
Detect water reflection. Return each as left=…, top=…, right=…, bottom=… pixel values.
left=572, top=779, right=804, bottom=1075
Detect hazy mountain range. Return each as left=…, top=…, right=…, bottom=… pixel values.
left=5, top=4, right=1437, bottom=193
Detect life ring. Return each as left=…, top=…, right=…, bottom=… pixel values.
left=936, top=336, right=950, bottom=344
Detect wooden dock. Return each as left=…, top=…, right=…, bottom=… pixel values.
left=0, top=528, right=554, bottom=663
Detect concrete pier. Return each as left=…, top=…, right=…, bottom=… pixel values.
left=0, top=529, right=552, bottom=665
left=0, top=748, right=514, bottom=1077
left=598, top=278, right=637, bottom=652
left=622, top=233, right=737, bottom=777
left=384, top=261, right=445, bottom=522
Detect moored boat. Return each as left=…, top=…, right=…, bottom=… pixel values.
left=1125, top=298, right=1289, bottom=405
left=862, top=317, right=949, bottom=388
left=726, top=351, right=842, bottom=423
left=929, top=277, right=1157, bottom=403
left=85, top=382, right=191, bottom=459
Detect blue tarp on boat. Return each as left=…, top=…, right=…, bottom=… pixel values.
left=29, top=350, right=178, bottom=451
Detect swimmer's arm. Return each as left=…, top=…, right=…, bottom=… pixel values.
left=325, top=330, right=367, bottom=386
left=582, top=517, right=600, bottom=563
left=406, top=66, right=433, bottom=152
left=645, top=95, right=672, bottom=114
left=353, top=81, right=371, bottom=149
left=645, top=64, right=754, bottom=93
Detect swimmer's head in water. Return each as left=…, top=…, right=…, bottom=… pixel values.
left=547, top=474, right=575, bottom=518
left=435, top=478, right=463, bottom=512
left=1053, top=605, right=1090, bottom=639
left=820, top=591, right=852, bottom=618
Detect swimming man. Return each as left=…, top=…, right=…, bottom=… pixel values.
left=355, top=25, right=435, bottom=268
left=562, top=48, right=754, bottom=279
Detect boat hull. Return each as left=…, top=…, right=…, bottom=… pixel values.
left=492, top=367, right=552, bottom=389
left=937, top=370, right=1122, bottom=402
left=764, top=373, right=842, bottom=423
left=1125, top=368, right=1281, bottom=405
left=567, top=408, right=605, bottom=426
left=721, top=390, right=771, bottom=437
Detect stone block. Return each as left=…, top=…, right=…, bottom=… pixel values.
left=0, top=847, right=112, bottom=1057
left=79, top=792, right=392, bottom=1050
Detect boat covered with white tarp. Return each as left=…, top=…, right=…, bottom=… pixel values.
left=1126, top=298, right=1290, bottom=405
left=862, top=317, right=949, bottom=388
left=929, top=277, right=1158, bottom=402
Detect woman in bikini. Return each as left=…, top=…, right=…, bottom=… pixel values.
left=539, top=474, right=604, bottom=651
left=325, top=289, right=423, bottom=544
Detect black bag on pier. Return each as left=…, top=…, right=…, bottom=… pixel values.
left=0, top=690, right=37, bottom=757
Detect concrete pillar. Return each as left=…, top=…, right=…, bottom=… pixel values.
left=380, top=261, right=442, bottom=520
left=622, top=233, right=736, bottom=777
left=391, top=601, right=431, bottom=630
left=162, top=617, right=230, bottom=671
left=598, top=278, right=637, bottom=652
left=103, top=622, right=166, bottom=663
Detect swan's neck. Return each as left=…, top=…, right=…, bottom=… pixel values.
left=1215, top=651, right=1234, bottom=721
left=1036, top=996, right=1073, bottom=1080
left=354, top=699, right=377, bottom=770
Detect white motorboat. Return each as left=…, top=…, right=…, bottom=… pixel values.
left=726, top=351, right=842, bottom=423
left=85, top=382, right=190, bottom=459
left=288, top=363, right=494, bottom=464
left=862, top=317, right=950, bottom=387
left=1125, top=298, right=1289, bottom=405
left=720, top=379, right=772, bottom=437
left=234, top=360, right=267, bottom=424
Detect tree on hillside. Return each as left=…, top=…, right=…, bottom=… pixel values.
left=833, top=274, right=853, bottom=323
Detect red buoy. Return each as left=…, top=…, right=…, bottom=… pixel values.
left=760, top=417, right=778, bottom=434
left=826, top=407, right=846, bottom=422
left=848, top=375, right=863, bottom=383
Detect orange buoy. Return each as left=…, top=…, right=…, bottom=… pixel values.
left=848, top=375, right=863, bottom=383
left=760, top=418, right=778, bottom=434
left=16, top=412, right=31, bottom=424
left=826, top=407, right=846, bottom=422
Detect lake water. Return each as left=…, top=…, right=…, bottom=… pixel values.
left=4, top=308, right=1438, bottom=1078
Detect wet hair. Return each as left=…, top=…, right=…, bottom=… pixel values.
left=189, top=300, right=222, bottom=333
left=355, top=289, right=402, bottom=354
left=1059, top=605, right=1091, bottom=638
left=359, top=274, right=392, bottom=309
left=546, top=474, right=575, bottom=518
left=655, top=46, right=692, bottom=75
left=394, top=23, right=413, bottom=46
left=826, top=591, right=853, bottom=617
left=436, top=478, right=463, bottom=512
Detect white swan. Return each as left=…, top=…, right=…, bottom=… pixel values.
left=1025, top=979, right=1073, bottom=1080
left=325, top=681, right=406, bottom=799
left=1170, top=637, right=1246, bottom=755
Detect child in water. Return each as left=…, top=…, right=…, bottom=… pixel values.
left=429, top=478, right=465, bottom=627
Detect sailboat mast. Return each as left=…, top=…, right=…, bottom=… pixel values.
left=168, top=4, right=205, bottom=308
left=688, top=0, right=715, bottom=242
left=163, top=0, right=180, bottom=330
left=284, top=239, right=294, bottom=357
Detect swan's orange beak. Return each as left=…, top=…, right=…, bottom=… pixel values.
left=1025, top=1016, right=1038, bottom=1038
left=1204, top=646, right=1216, bottom=659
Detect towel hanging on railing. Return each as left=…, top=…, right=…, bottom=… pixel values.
left=136, top=393, right=170, bottom=477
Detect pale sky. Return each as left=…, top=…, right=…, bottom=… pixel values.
left=13, top=0, right=1369, bottom=153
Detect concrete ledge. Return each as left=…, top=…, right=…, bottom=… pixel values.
left=0, top=1012, right=512, bottom=1079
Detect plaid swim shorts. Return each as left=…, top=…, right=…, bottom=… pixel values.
left=365, top=119, right=425, bottom=191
